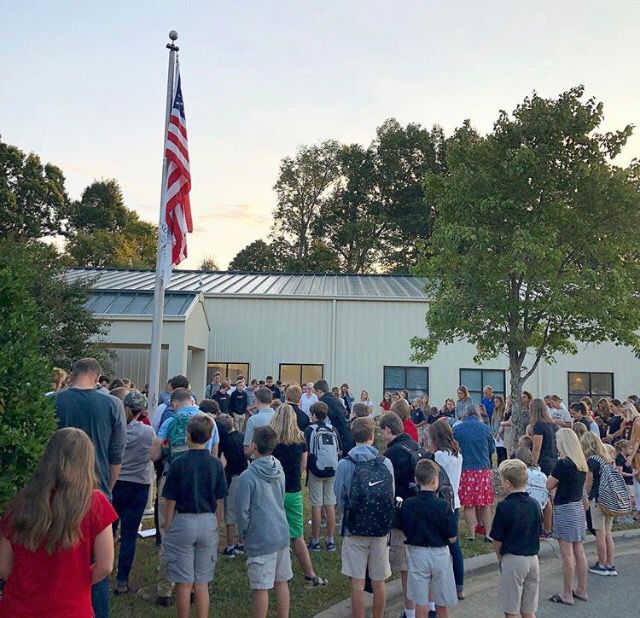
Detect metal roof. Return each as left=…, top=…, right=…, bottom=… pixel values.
left=67, top=268, right=428, bottom=300
left=85, top=290, right=198, bottom=316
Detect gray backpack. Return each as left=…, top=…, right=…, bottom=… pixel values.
left=308, top=423, right=339, bottom=478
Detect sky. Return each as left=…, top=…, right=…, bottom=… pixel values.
left=3, top=1, right=640, bottom=269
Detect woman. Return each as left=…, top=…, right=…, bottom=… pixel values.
left=47, top=367, right=68, bottom=395
left=270, top=404, right=327, bottom=587
left=0, top=429, right=117, bottom=617
left=594, top=398, right=610, bottom=438
left=442, top=398, right=456, bottom=417
left=605, top=399, right=625, bottom=444
left=391, top=398, right=419, bottom=442
left=429, top=420, right=465, bottom=600
left=623, top=400, right=640, bottom=521
left=340, top=383, right=354, bottom=415
left=547, top=428, right=588, bottom=606
left=491, top=395, right=507, bottom=465
left=380, top=392, right=392, bottom=412
left=528, top=398, right=559, bottom=476
left=581, top=432, right=616, bottom=575
left=454, top=385, right=475, bottom=421
left=358, top=390, right=374, bottom=416
left=112, top=390, right=156, bottom=594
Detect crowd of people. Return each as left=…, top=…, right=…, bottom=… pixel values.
left=1, top=361, right=639, bottom=618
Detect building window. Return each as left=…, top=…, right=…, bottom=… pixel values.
left=207, top=362, right=249, bottom=384
left=383, top=366, right=429, bottom=400
left=568, top=372, right=614, bottom=404
left=459, top=368, right=506, bottom=403
left=279, top=364, right=324, bottom=386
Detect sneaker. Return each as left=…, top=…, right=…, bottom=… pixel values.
left=156, top=596, right=172, bottom=607
left=607, top=565, right=618, bottom=576
left=304, top=574, right=328, bottom=588
left=222, top=546, right=239, bottom=558
left=307, top=540, right=321, bottom=552
left=325, top=541, right=336, bottom=552
left=588, top=562, right=610, bottom=576
left=234, top=543, right=245, bottom=554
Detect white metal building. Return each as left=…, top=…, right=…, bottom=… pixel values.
left=67, top=268, right=640, bottom=407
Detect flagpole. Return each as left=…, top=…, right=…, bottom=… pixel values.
left=148, top=30, right=179, bottom=416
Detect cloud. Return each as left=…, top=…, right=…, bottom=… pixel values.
left=193, top=203, right=271, bottom=231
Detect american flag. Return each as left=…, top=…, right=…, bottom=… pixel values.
left=162, top=61, right=192, bottom=281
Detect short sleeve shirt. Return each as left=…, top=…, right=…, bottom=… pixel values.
left=489, top=492, right=541, bottom=555
left=272, top=442, right=307, bottom=493
left=551, top=458, right=586, bottom=505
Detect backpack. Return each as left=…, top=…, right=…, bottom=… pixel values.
left=400, top=445, right=456, bottom=511
left=593, top=455, right=632, bottom=516
left=165, top=413, right=192, bottom=463
left=308, top=423, right=340, bottom=478
left=345, top=456, right=395, bottom=537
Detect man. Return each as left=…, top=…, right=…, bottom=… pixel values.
left=548, top=394, right=572, bottom=428
left=285, top=384, right=310, bottom=431
left=379, top=412, right=423, bottom=618
left=152, top=374, right=190, bottom=431
left=481, top=385, right=496, bottom=421
left=229, top=379, right=249, bottom=430
left=300, top=382, right=319, bottom=416
left=205, top=371, right=222, bottom=399
left=243, top=387, right=275, bottom=459
left=265, top=375, right=281, bottom=400
left=314, top=379, right=355, bottom=452
left=55, top=357, right=126, bottom=618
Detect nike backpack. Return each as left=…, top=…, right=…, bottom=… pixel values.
left=593, top=455, right=632, bottom=516
left=308, top=423, right=340, bottom=478
left=344, top=456, right=395, bottom=537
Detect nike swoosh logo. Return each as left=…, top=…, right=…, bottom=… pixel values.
left=368, top=480, right=384, bottom=487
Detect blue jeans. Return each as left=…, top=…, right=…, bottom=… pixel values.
left=92, top=577, right=110, bottom=618
left=450, top=508, right=464, bottom=591
left=112, top=480, right=150, bottom=584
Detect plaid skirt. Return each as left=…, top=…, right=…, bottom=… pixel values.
left=459, top=469, right=494, bottom=507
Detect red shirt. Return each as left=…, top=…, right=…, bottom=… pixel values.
left=0, top=490, right=117, bottom=618
left=403, top=418, right=419, bottom=442
left=380, top=401, right=391, bottom=411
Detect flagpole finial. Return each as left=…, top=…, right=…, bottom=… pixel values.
left=167, top=30, right=179, bottom=51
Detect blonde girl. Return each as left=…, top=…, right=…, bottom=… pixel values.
left=0, top=428, right=117, bottom=617
left=547, top=428, right=588, bottom=605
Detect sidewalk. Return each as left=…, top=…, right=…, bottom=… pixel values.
left=315, top=528, right=640, bottom=618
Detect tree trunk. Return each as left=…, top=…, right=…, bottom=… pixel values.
left=509, top=358, right=527, bottom=443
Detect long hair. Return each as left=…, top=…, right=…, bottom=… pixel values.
left=622, top=400, right=640, bottom=421
left=390, top=398, right=411, bottom=421
left=270, top=404, right=304, bottom=445
left=596, top=398, right=610, bottom=420
left=555, top=428, right=588, bottom=472
left=457, top=385, right=470, bottom=400
left=6, top=428, right=96, bottom=553
left=429, top=419, right=460, bottom=457
left=581, top=431, right=611, bottom=462
left=529, top=398, right=553, bottom=425
left=493, top=395, right=506, bottom=423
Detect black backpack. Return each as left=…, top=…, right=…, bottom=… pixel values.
left=344, top=456, right=395, bottom=537
left=400, top=445, right=455, bottom=511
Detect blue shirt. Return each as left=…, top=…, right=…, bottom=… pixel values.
left=481, top=396, right=496, bottom=419
left=158, top=405, right=218, bottom=452
left=453, top=416, right=495, bottom=470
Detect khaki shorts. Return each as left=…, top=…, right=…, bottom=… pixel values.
left=247, top=547, right=293, bottom=590
left=341, top=535, right=391, bottom=581
left=389, top=528, right=408, bottom=572
left=308, top=472, right=336, bottom=507
left=498, top=554, right=539, bottom=615
left=406, top=545, right=457, bottom=608
left=224, top=476, right=239, bottom=525
left=590, top=501, right=614, bottom=531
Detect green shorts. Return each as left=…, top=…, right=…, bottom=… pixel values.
left=284, top=491, right=304, bottom=539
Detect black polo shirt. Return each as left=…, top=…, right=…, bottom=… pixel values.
left=489, top=492, right=541, bottom=556
left=398, top=490, right=457, bottom=548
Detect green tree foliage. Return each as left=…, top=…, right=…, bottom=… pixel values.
left=198, top=256, right=219, bottom=271
left=0, top=243, right=57, bottom=509
left=228, top=239, right=285, bottom=272
left=0, top=137, right=70, bottom=240
left=68, top=178, right=129, bottom=233
left=411, top=86, right=640, bottom=436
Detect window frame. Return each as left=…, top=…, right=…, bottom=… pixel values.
left=278, top=363, right=324, bottom=386
left=207, top=362, right=250, bottom=384
left=567, top=371, right=614, bottom=404
left=382, top=366, right=429, bottom=398
left=458, top=368, right=507, bottom=403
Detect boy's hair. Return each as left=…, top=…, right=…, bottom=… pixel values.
left=253, top=425, right=277, bottom=455
left=499, top=458, right=528, bottom=489
left=266, top=375, right=274, bottom=381
left=514, top=446, right=533, bottom=466
left=236, top=378, right=245, bottom=386
left=352, top=403, right=370, bottom=418
left=351, top=417, right=375, bottom=443
left=216, top=413, right=234, bottom=433
left=171, top=387, right=192, bottom=406
left=199, top=398, right=221, bottom=416
left=170, top=374, right=190, bottom=390
left=285, top=384, right=302, bottom=404
left=415, top=458, right=439, bottom=486
left=313, top=379, right=330, bottom=394
left=310, top=401, right=328, bottom=421
left=188, top=414, right=214, bottom=444
left=255, top=386, right=273, bottom=405
left=615, top=439, right=631, bottom=453
left=220, top=381, right=230, bottom=389
left=379, top=412, right=403, bottom=436
left=517, top=435, right=533, bottom=450
left=270, top=399, right=281, bottom=410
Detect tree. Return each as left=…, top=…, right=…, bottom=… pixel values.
left=229, top=239, right=285, bottom=272
left=0, top=243, right=57, bottom=508
left=68, top=179, right=129, bottom=233
left=198, top=256, right=219, bottom=271
left=411, top=87, right=640, bottom=438
left=273, top=141, right=340, bottom=261
left=0, top=137, right=70, bottom=240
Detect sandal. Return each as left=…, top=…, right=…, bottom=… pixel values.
left=572, top=591, right=588, bottom=602
left=549, top=594, right=573, bottom=605
left=113, top=583, right=130, bottom=596
left=304, top=575, right=328, bottom=588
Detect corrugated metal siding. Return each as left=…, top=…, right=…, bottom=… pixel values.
left=106, top=346, right=169, bottom=388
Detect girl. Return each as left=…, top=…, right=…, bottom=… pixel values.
left=547, top=428, right=588, bottom=606
left=454, top=385, right=475, bottom=420
left=270, top=404, right=327, bottom=587
left=429, top=420, right=465, bottom=600
left=528, top=398, right=559, bottom=476
left=622, top=401, right=640, bottom=523
left=442, top=398, right=456, bottom=417
left=391, top=398, right=419, bottom=442
left=380, top=391, right=392, bottom=412
left=358, top=390, right=374, bottom=416
left=340, top=383, right=354, bottom=415
left=0, top=428, right=117, bottom=617
left=491, top=395, right=507, bottom=465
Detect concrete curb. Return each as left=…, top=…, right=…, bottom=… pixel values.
left=314, top=528, right=640, bottom=617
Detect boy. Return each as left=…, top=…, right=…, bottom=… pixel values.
left=234, top=425, right=292, bottom=618
left=399, top=459, right=458, bottom=618
left=334, top=417, right=395, bottom=618
left=243, top=387, right=275, bottom=458
left=489, top=459, right=541, bottom=618
left=161, top=415, right=227, bottom=618
left=216, top=414, right=248, bottom=557
left=304, top=402, right=340, bottom=551
left=229, top=379, right=249, bottom=431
